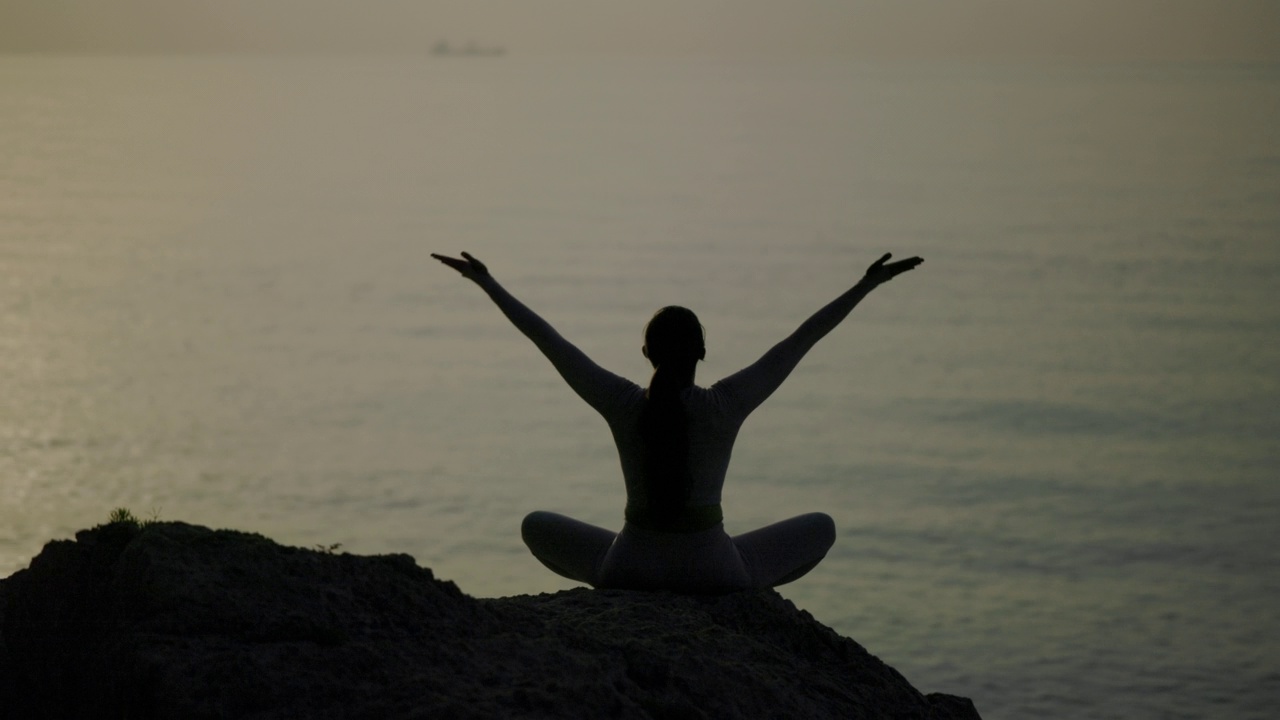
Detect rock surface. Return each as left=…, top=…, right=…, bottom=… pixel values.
left=0, top=521, right=981, bottom=719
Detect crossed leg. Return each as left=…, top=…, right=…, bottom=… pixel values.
left=520, top=510, right=616, bottom=585
left=731, top=512, right=836, bottom=587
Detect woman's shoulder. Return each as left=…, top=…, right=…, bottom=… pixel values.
left=614, top=380, right=649, bottom=408
left=682, top=384, right=737, bottom=413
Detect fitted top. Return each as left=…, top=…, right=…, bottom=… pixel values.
left=475, top=273, right=874, bottom=515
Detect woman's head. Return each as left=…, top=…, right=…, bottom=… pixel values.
left=642, top=306, right=705, bottom=368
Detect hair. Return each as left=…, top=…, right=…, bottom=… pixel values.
left=638, top=306, right=705, bottom=517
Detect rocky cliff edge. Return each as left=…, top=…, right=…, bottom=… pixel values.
left=0, top=521, right=980, bottom=719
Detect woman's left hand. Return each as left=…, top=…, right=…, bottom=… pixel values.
left=862, top=252, right=923, bottom=286
left=431, top=252, right=490, bottom=282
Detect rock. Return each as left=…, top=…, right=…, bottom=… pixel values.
left=0, top=521, right=981, bottom=719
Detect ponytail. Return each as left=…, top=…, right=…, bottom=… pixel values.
left=637, top=307, right=704, bottom=520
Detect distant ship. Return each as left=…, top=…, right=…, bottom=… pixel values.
left=431, top=40, right=506, bottom=57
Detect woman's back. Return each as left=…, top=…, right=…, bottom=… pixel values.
left=602, top=382, right=764, bottom=513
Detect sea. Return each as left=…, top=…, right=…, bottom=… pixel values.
left=1, top=54, right=1277, bottom=719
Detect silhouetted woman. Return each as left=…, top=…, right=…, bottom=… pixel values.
left=431, top=251, right=922, bottom=593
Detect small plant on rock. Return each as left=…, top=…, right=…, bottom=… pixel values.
left=106, top=506, right=162, bottom=530
left=108, top=507, right=141, bottom=528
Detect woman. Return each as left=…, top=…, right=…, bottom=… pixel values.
left=431, top=250, right=922, bottom=593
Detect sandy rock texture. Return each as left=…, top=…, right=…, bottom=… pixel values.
left=0, top=521, right=980, bottom=719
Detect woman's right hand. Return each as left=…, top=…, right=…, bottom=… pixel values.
left=431, top=252, right=491, bottom=282
left=862, top=252, right=923, bottom=286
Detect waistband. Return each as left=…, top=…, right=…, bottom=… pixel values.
left=624, top=503, right=723, bottom=534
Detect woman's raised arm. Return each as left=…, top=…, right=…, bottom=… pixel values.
left=431, top=252, right=634, bottom=413
left=714, top=252, right=923, bottom=414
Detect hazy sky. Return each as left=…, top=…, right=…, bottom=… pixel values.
left=1, top=0, right=1278, bottom=60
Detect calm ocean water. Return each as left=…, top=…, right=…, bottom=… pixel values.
left=2, top=55, right=1277, bottom=718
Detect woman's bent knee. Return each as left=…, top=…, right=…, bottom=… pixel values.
left=806, top=512, right=836, bottom=551
left=521, top=510, right=557, bottom=542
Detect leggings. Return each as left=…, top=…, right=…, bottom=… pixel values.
left=521, top=510, right=836, bottom=594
